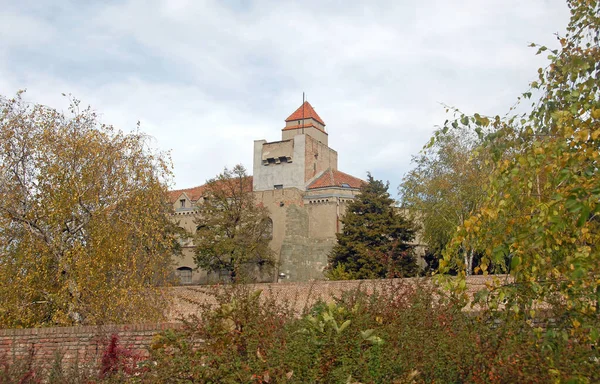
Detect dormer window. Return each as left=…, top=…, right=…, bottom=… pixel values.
left=341, top=183, right=351, bottom=188
left=180, top=199, right=186, bottom=208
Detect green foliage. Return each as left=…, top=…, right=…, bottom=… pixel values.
left=194, top=164, right=275, bottom=282
left=326, top=173, right=418, bottom=280
left=434, top=0, right=600, bottom=348
left=3, top=280, right=600, bottom=382
left=400, top=127, right=489, bottom=275
left=323, top=264, right=355, bottom=281
left=146, top=284, right=297, bottom=383
left=0, top=92, right=178, bottom=328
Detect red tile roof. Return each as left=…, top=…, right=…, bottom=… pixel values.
left=285, top=101, right=325, bottom=126
left=307, top=169, right=364, bottom=190
left=168, top=185, right=207, bottom=203
left=168, top=176, right=253, bottom=203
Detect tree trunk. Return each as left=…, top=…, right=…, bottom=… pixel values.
left=464, top=249, right=474, bottom=276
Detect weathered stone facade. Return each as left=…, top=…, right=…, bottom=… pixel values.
left=169, top=102, right=365, bottom=283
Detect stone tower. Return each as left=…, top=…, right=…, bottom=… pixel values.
left=253, top=101, right=339, bottom=192
left=170, top=101, right=364, bottom=283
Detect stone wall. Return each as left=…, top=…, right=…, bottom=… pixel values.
left=253, top=136, right=307, bottom=191
left=278, top=204, right=337, bottom=281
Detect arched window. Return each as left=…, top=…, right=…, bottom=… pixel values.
left=176, top=267, right=193, bottom=285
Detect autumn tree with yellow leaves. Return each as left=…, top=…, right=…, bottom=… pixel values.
left=400, top=126, right=489, bottom=275
left=434, top=0, right=600, bottom=347
left=0, top=92, right=181, bottom=328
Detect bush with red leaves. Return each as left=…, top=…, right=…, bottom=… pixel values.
left=99, top=334, right=143, bottom=379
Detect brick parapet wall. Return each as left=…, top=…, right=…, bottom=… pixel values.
left=0, top=322, right=182, bottom=369
left=0, top=276, right=505, bottom=370
left=168, top=275, right=502, bottom=320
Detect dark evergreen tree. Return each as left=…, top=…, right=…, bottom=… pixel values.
left=326, top=174, right=418, bottom=280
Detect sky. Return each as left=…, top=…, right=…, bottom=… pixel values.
left=0, top=0, right=570, bottom=194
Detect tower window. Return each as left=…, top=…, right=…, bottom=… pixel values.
left=274, top=184, right=283, bottom=190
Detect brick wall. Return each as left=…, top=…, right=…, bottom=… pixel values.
left=0, top=322, right=181, bottom=369
left=304, top=134, right=337, bottom=182
left=0, top=276, right=502, bottom=370
left=169, top=275, right=499, bottom=320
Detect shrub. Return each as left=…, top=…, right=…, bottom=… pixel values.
left=2, top=279, right=598, bottom=383
left=142, top=280, right=599, bottom=383
left=0, top=345, right=40, bottom=384
left=99, top=334, right=145, bottom=380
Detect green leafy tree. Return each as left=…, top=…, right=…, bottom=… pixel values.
left=0, top=92, right=179, bottom=328
left=327, top=174, right=418, bottom=280
left=400, top=127, right=489, bottom=275
left=194, top=164, right=275, bottom=282
left=436, top=0, right=600, bottom=345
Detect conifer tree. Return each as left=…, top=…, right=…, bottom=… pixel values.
left=326, top=174, right=418, bottom=280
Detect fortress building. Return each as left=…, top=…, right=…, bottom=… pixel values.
left=169, top=102, right=364, bottom=284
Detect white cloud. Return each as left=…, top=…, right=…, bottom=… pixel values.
left=0, top=0, right=570, bottom=191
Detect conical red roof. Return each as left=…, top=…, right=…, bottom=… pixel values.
left=285, top=101, right=325, bottom=125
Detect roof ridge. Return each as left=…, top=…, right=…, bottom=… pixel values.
left=170, top=184, right=205, bottom=194
left=305, top=168, right=329, bottom=187
left=168, top=176, right=254, bottom=203
left=331, top=169, right=356, bottom=178
left=307, top=168, right=364, bottom=190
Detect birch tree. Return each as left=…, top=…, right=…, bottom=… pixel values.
left=0, top=92, right=180, bottom=328
left=437, top=0, right=600, bottom=346
left=400, top=128, right=489, bottom=275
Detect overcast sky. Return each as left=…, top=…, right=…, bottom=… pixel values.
left=0, top=0, right=569, bottom=193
